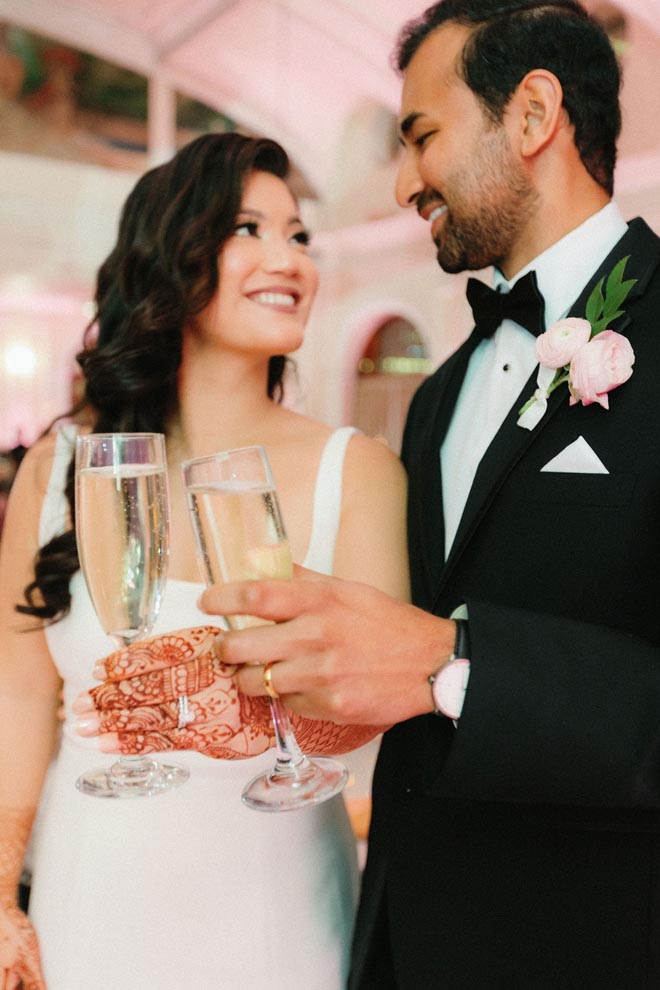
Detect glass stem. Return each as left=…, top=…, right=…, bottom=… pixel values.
left=268, top=698, right=307, bottom=773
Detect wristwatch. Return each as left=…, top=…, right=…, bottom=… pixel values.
left=428, top=619, right=471, bottom=720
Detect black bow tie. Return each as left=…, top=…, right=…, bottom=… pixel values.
left=466, top=270, right=545, bottom=341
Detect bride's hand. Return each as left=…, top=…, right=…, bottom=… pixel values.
left=0, top=899, right=45, bottom=990
left=72, top=626, right=275, bottom=760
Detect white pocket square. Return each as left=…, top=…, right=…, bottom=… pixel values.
left=540, top=436, right=609, bottom=474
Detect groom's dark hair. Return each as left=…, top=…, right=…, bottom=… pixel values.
left=395, top=0, right=621, bottom=195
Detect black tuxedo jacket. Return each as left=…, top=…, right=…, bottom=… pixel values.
left=350, top=219, right=660, bottom=990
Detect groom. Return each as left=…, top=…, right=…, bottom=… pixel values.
left=91, top=1, right=660, bottom=987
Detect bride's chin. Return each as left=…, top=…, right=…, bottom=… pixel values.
left=264, top=327, right=306, bottom=355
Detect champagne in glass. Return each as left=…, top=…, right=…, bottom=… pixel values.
left=182, top=446, right=348, bottom=812
left=75, top=432, right=189, bottom=797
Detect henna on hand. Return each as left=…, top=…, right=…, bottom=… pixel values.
left=87, top=628, right=275, bottom=759
left=0, top=808, right=32, bottom=898
left=0, top=903, right=45, bottom=990
left=0, top=809, right=45, bottom=990
left=91, top=627, right=229, bottom=709
left=86, top=627, right=385, bottom=762
left=108, top=691, right=274, bottom=760
left=290, top=717, right=388, bottom=756
left=100, top=626, right=224, bottom=680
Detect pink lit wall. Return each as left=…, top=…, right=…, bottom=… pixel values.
left=0, top=289, right=88, bottom=449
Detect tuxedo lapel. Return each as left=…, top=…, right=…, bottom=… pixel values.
left=437, top=365, right=566, bottom=603
left=561, top=217, right=659, bottom=333
left=408, top=331, right=482, bottom=604
left=433, top=218, right=660, bottom=610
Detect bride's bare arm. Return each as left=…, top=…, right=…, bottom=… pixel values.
left=0, top=440, right=62, bottom=990
left=331, top=432, right=410, bottom=602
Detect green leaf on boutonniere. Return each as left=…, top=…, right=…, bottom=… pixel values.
left=586, top=255, right=637, bottom=337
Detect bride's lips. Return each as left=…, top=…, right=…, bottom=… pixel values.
left=245, top=287, right=301, bottom=313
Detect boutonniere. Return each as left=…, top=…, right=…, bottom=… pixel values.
left=517, top=256, right=637, bottom=431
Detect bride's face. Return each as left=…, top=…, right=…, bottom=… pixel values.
left=192, top=170, right=319, bottom=357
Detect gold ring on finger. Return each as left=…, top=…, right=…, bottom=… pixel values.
left=262, top=662, right=280, bottom=700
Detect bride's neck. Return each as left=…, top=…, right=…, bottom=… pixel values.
left=170, top=346, right=276, bottom=459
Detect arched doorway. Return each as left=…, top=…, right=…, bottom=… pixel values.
left=353, top=316, right=433, bottom=453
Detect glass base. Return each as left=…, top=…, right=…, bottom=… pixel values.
left=76, top=757, right=189, bottom=798
left=241, top=756, right=348, bottom=812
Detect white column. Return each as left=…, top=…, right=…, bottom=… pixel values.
left=147, top=74, right=177, bottom=167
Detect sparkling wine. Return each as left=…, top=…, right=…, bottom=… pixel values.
left=186, top=482, right=292, bottom=629
left=182, top=445, right=348, bottom=811
left=76, top=464, right=169, bottom=642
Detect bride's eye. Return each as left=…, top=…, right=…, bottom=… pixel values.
left=290, top=229, right=311, bottom=248
left=234, top=221, right=259, bottom=237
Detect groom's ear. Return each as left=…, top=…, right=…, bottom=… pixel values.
left=508, top=69, right=565, bottom=158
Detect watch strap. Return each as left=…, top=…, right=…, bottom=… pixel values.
left=452, top=618, right=470, bottom=664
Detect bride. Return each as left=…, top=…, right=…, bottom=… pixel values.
left=0, top=132, right=409, bottom=990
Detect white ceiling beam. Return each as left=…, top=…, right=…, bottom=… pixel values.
left=329, top=0, right=412, bottom=42
left=155, top=0, right=240, bottom=58
left=270, top=0, right=390, bottom=76
left=147, top=74, right=177, bottom=166
left=162, top=60, right=324, bottom=182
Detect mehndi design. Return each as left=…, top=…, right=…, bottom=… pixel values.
left=87, top=627, right=386, bottom=760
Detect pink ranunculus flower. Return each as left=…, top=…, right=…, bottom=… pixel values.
left=535, top=317, right=592, bottom=369
left=568, top=329, right=635, bottom=409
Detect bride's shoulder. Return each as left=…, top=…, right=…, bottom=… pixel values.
left=16, top=432, right=61, bottom=493
left=272, top=410, right=405, bottom=490
left=2, top=431, right=64, bottom=545
left=271, top=407, right=332, bottom=447
left=342, top=430, right=406, bottom=489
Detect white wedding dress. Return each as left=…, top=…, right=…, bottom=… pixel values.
left=28, top=425, right=374, bottom=990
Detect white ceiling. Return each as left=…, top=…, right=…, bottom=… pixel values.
left=1, top=0, right=659, bottom=297
left=0, top=0, right=425, bottom=190
left=3, top=0, right=660, bottom=195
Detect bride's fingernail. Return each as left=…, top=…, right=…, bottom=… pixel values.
left=72, top=693, right=94, bottom=714
left=97, top=732, right=120, bottom=753
left=75, top=714, right=100, bottom=736
left=93, top=661, right=107, bottom=680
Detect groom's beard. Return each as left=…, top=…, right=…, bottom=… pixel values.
left=433, top=126, right=539, bottom=275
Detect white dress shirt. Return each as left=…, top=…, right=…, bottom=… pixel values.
left=441, top=201, right=629, bottom=556
left=438, top=202, right=629, bottom=720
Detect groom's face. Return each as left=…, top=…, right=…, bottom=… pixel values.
left=396, top=22, right=537, bottom=274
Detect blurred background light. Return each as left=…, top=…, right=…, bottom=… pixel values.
left=5, top=342, right=37, bottom=376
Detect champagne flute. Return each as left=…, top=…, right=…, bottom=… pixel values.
left=75, top=432, right=189, bottom=797
left=182, top=445, right=348, bottom=812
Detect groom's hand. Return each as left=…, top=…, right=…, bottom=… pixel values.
left=200, top=568, right=456, bottom=726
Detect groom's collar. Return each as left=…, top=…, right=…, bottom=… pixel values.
left=493, top=201, right=628, bottom=328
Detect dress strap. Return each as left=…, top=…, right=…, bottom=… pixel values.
left=302, top=426, right=359, bottom=575
left=39, top=424, right=77, bottom=547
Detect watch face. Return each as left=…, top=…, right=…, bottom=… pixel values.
left=432, top=658, right=470, bottom=719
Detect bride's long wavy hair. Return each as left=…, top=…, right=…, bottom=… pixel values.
left=18, top=132, right=292, bottom=623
